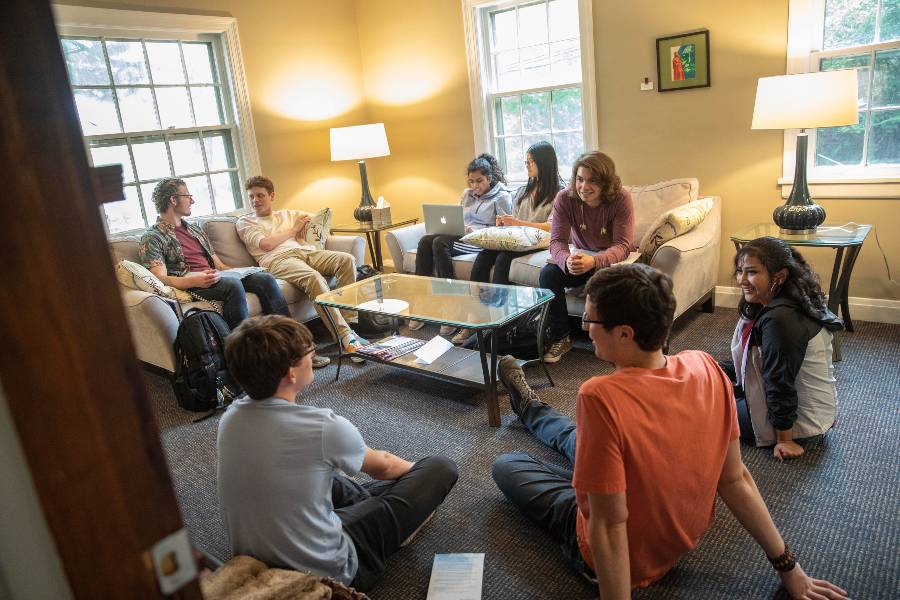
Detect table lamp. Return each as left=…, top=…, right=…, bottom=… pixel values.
left=330, top=123, right=390, bottom=223
left=751, top=69, right=858, bottom=233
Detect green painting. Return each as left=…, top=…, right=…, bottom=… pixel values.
left=657, top=30, right=710, bottom=92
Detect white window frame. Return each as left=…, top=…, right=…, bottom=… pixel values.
left=461, top=0, right=598, bottom=183
left=52, top=5, right=261, bottom=232
left=784, top=0, right=900, bottom=199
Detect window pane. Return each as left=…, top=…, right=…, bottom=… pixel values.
left=117, top=87, right=159, bottom=132
left=549, top=0, right=579, bottom=41
left=140, top=181, right=160, bottom=221
left=62, top=39, right=109, bottom=86
left=521, top=44, right=551, bottom=87
left=871, top=48, right=900, bottom=108
left=518, top=2, right=548, bottom=45
left=880, top=0, right=900, bottom=42
left=156, top=87, right=194, bottom=128
left=820, top=54, right=871, bottom=108
left=146, top=42, right=186, bottom=84
left=170, top=134, right=205, bottom=175
left=550, top=39, right=580, bottom=83
left=182, top=42, right=216, bottom=84
left=815, top=111, right=865, bottom=166
left=183, top=175, right=213, bottom=216
left=73, top=89, right=120, bottom=135
left=502, top=136, right=526, bottom=181
left=103, top=185, right=145, bottom=234
left=190, top=86, right=224, bottom=126
left=203, top=131, right=236, bottom=171
left=496, top=96, right=522, bottom=135
left=522, top=134, right=549, bottom=156
left=521, top=91, right=550, bottom=133
left=552, top=131, right=583, bottom=175
left=491, top=9, right=518, bottom=51
left=495, top=50, right=520, bottom=90
left=823, top=0, right=877, bottom=49
left=551, top=87, right=582, bottom=130
left=210, top=172, right=240, bottom=212
left=131, top=137, right=171, bottom=181
left=90, top=140, right=135, bottom=184
left=106, top=40, right=149, bottom=85
left=868, top=109, right=900, bottom=164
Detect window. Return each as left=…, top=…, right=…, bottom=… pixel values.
left=463, top=0, right=597, bottom=182
left=54, top=7, right=260, bottom=234
left=785, top=0, right=900, bottom=197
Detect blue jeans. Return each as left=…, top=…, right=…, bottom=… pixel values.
left=189, top=271, right=289, bottom=329
left=538, top=262, right=594, bottom=342
left=492, top=403, right=592, bottom=578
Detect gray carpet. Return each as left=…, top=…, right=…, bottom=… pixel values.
left=146, top=308, right=900, bottom=599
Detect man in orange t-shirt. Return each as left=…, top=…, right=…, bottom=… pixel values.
left=493, top=263, right=847, bottom=599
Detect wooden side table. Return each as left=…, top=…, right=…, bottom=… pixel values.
left=330, top=218, right=419, bottom=271
left=730, top=223, right=871, bottom=361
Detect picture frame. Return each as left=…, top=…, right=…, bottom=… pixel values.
left=656, top=30, right=710, bottom=92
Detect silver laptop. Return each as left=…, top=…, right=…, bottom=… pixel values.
left=423, top=204, right=465, bottom=236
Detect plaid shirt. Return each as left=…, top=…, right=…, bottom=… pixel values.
left=139, top=218, right=215, bottom=277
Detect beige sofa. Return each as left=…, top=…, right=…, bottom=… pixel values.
left=385, top=178, right=720, bottom=321
left=110, top=215, right=366, bottom=373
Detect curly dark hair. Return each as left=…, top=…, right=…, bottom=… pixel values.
left=735, top=236, right=826, bottom=320
left=467, top=153, right=506, bottom=187
left=152, top=178, right=186, bottom=214
left=245, top=175, right=275, bottom=194
left=568, top=151, right=623, bottom=205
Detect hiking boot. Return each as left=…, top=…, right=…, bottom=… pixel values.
left=451, top=328, right=474, bottom=345
left=407, top=319, right=425, bottom=331
left=498, top=355, right=542, bottom=417
left=439, top=325, right=458, bottom=336
left=400, top=511, right=434, bottom=547
left=311, top=354, right=331, bottom=369
left=542, top=336, right=572, bottom=363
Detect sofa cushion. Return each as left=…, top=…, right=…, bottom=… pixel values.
left=508, top=250, right=552, bottom=287
left=638, top=197, right=714, bottom=259
left=460, top=225, right=550, bottom=251
left=625, top=178, right=699, bottom=242
left=199, top=216, right=258, bottom=267
left=403, top=249, right=480, bottom=280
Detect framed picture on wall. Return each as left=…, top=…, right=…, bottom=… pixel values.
left=656, top=30, right=710, bottom=92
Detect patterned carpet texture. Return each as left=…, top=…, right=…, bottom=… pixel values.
left=147, top=308, right=900, bottom=599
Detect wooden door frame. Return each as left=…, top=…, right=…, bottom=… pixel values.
left=0, top=1, right=202, bottom=596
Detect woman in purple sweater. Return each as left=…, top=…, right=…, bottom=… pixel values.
left=538, top=151, right=634, bottom=362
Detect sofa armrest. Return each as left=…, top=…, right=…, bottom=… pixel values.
left=119, top=287, right=182, bottom=372
left=651, top=196, right=721, bottom=318
left=325, top=235, right=366, bottom=266
left=385, top=223, right=426, bottom=273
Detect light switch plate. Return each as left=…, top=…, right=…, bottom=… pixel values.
left=641, top=80, right=654, bottom=91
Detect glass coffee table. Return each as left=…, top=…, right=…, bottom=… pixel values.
left=316, top=274, right=555, bottom=426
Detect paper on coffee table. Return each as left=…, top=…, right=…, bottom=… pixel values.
left=413, top=335, right=454, bottom=364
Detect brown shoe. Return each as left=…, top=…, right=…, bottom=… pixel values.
left=498, top=355, right=543, bottom=416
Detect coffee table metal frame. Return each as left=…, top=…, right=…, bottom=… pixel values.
left=316, top=276, right=555, bottom=427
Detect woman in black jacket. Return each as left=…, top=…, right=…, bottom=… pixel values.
left=721, top=237, right=842, bottom=461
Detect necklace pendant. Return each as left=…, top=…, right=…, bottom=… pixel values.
left=580, top=223, right=587, bottom=231
left=601, top=226, right=607, bottom=236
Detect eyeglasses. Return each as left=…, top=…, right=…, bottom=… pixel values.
left=174, top=194, right=193, bottom=199
left=581, top=312, right=614, bottom=328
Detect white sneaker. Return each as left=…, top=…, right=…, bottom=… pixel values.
left=342, top=333, right=369, bottom=364
left=407, top=319, right=425, bottom=331
left=439, top=325, right=458, bottom=336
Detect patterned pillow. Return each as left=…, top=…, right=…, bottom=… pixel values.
left=115, top=260, right=193, bottom=302
left=460, top=226, right=550, bottom=251
left=305, top=207, right=332, bottom=249
left=638, top=197, right=714, bottom=258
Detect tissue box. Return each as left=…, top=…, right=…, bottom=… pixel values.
left=371, top=206, right=392, bottom=227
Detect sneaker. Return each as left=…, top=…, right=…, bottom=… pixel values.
left=542, top=336, right=572, bottom=364
left=400, top=511, right=434, bottom=547
left=407, top=319, right=425, bottom=331
left=451, top=328, right=474, bottom=345
left=439, top=325, right=458, bottom=336
left=342, top=333, right=369, bottom=364
left=498, top=355, right=542, bottom=416
left=311, top=354, right=331, bottom=369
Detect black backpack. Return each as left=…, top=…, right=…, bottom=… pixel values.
left=461, top=311, right=544, bottom=360
left=172, top=309, right=241, bottom=417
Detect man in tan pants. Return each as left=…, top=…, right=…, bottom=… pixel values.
left=236, top=176, right=366, bottom=358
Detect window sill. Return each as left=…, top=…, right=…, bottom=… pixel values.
left=778, top=178, right=900, bottom=199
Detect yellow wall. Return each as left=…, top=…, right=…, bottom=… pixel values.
left=56, top=0, right=898, bottom=300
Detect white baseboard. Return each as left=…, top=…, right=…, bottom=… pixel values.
left=714, top=286, right=900, bottom=325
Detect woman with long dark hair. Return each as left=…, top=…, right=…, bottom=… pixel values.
left=722, top=237, right=842, bottom=461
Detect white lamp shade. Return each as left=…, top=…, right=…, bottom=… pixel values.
left=751, top=70, right=859, bottom=130
left=330, top=123, right=391, bottom=161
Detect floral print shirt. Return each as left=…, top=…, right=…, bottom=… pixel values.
left=139, top=218, right=215, bottom=277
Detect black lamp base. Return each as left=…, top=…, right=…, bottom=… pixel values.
left=354, top=160, right=375, bottom=223
left=774, top=131, right=826, bottom=234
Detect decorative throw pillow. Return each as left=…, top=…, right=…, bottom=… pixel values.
left=115, top=260, right=194, bottom=303
left=305, top=207, right=332, bottom=249
left=638, top=197, right=714, bottom=258
left=460, top=226, right=550, bottom=251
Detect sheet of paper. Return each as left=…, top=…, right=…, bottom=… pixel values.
left=413, top=335, right=454, bottom=364
left=426, top=553, right=484, bottom=600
